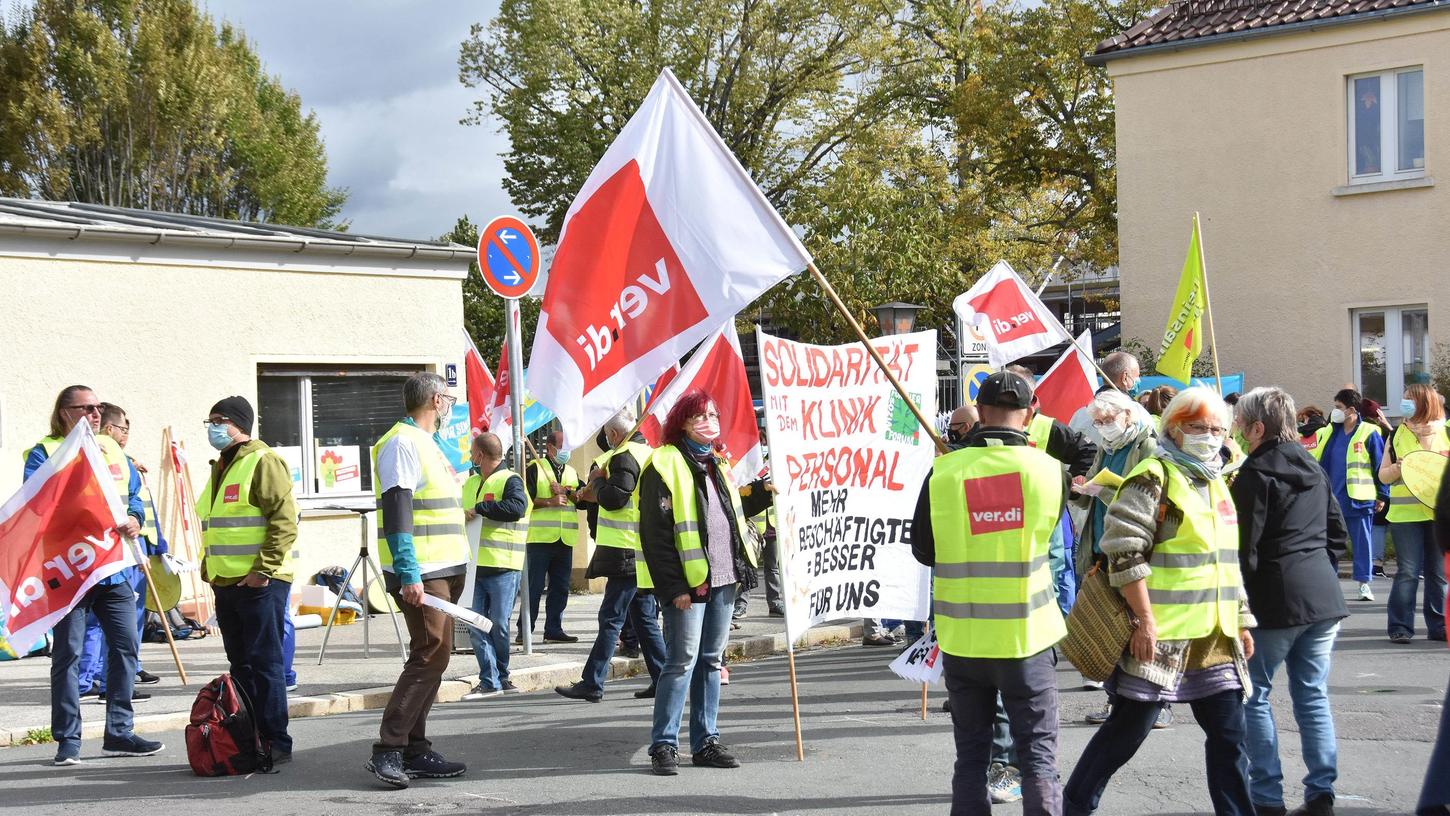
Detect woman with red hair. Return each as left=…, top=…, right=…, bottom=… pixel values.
left=638, top=388, right=772, bottom=776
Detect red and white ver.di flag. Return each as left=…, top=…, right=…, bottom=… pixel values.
left=464, top=330, right=496, bottom=435
left=488, top=341, right=515, bottom=452
left=640, top=322, right=764, bottom=484
left=953, top=261, right=1073, bottom=368
left=529, top=67, right=812, bottom=446
left=0, top=422, right=137, bottom=650
left=1034, top=330, right=1099, bottom=423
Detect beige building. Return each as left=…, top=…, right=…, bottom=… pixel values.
left=1093, top=0, right=1447, bottom=414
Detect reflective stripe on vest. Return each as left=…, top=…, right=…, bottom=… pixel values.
left=371, top=421, right=469, bottom=571
left=465, top=469, right=530, bottom=570
left=197, top=448, right=271, bottom=578
left=928, top=444, right=1066, bottom=659
left=526, top=458, right=579, bottom=546
left=1312, top=423, right=1381, bottom=502
left=1131, top=458, right=1243, bottom=640
left=647, top=444, right=757, bottom=588
left=1027, top=413, right=1053, bottom=450
left=595, top=441, right=653, bottom=550
left=1387, top=424, right=1447, bottom=522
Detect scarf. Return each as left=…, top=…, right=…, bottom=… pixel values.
left=683, top=437, right=716, bottom=462
left=1157, top=435, right=1222, bottom=482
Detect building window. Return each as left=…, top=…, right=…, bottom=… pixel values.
left=257, top=365, right=419, bottom=504
left=1348, top=67, right=1425, bottom=183
left=1352, top=306, right=1429, bottom=413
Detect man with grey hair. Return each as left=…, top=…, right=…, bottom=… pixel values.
left=1070, top=351, right=1142, bottom=443
left=1229, top=387, right=1349, bottom=816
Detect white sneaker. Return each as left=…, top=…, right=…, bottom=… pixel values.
left=461, top=684, right=502, bottom=701
left=1081, top=675, right=1104, bottom=691
left=987, top=762, right=1023, bottom=803
left=1358, top=582, right=1374, bottom=601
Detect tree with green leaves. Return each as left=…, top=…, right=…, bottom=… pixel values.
left=0, top=0, right=346, bottom=227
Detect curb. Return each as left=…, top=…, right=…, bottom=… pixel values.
left=0, top=622, right=863, bottom=747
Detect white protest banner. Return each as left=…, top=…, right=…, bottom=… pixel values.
left=759, top=328, right=935, bottom=642
left=888, top=624, right=944, bottom=686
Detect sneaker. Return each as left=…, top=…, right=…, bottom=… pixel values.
left=988, top=762, right=1023, bottom=804
left=634, top=683, right=657, bottom=699
left=619, top=645, right=642, bottom=658
left=691, top=739, right=740, bottom=769
left=97, top=690, right=150, bottom=703
left=863, top=632, right=896, bottom=647
left=720, top=666, right=730, bottom=685
left=732, top=603, right=748, bottom=620
left=554, top=682, right=602, bottom=702
left=1357, top=583, right=1374, bottom=601
left=544, top=632, right=579, bottom=643
left=286, top=683, right=300, bottom=693
left=1153, top=704, right=1174, bottom=729
left=1086, top=700, right=1112, bottom=724
left=101, top=734, right=163, bottom=757
left=1288, top=794, right=1335, bottom=816
left=52, top=746, right=82, bottom=766
left=135, top=670, right=160, bottom=685
left=650, top=743, right=679, bottom=776
left=1081, top=676, right=1104, bottom=691
left=1372, top=563, right=1388, bottom=578
left=402, top=750, right=466, bottom=779
left=366, top=751, right=410, bottom=789
left=462, top=684, right=502, bottom=701
left=1390, top=632, right=1412, bottom=644
left=1254, top=804, right=1289, bottom=816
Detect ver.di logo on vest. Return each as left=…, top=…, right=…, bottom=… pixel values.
left=963, top=473, right=1025, bottom=535
left=223, top=484, right=241, bottom=503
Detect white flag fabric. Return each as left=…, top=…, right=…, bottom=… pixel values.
left=952, top=261, right=1073, bottom=368
left=529, top=68, right=812, bottom=447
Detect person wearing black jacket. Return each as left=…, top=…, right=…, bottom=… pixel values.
left=1230, top=387, right=1349, bottom=816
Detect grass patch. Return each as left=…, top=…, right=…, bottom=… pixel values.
left=18, top=728, right=51, bottom=746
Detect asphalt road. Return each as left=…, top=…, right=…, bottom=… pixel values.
left=0, top=584, right=1443, bottom=815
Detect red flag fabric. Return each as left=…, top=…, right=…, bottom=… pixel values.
left=953, top=261, right=1073, bottom=368
left=488, top=341, right=514, bottom=450
left=1034, top=329, right=1098, bottom=423
left=464, top=330, right=495, bottom=435
left=0, top=423, right=136, bottom=650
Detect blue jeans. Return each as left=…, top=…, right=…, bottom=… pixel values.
left=580, top=575, right=666, bottom=692
left=51, top=581, right=138, bottom=753
left=1372, top=523, right=1388, bottom=562
left=651, top=584, right=737, bottom=753
left=283, top=612, right=297, bottom=686
left=519, top=542, right=573, bottom=637
left=469, top=567, right=520, bottom=689
left=1244, top=620, right=1341, bottom=807
left=1344, top=510, right=1375, bottom=583
left=1388, top=521, right=1447, bottom=639
left=77, top=568, right=147, bottom=693
left=1421, top=682, right=1450, bottom=813
left=214, top=579, right=292, bottom=753
left=1050, top=515, right=1076, bottom=615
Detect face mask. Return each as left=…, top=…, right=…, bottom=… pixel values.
left=1179, top=432, right=1222, bottom=462
left=1098, top=422, right=1127, bottom=446
left=690, top=416, right=721, bottom=442
left=1401, top=399, right=1417, bottom=417
left=207, top=422, right=233, bottom=451
left=1124, top=378, right=1140, bottom=396
left=553, top=450, right=570, bottom=467
left=1329, top=408, right=1346, bottom=424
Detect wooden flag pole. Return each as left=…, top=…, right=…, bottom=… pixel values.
left=786, top=644, right=805, bottom=761
left=1194, top=212, right=1224, bottom=394
left=921, top=682, right=929, bottom=720
left=133, top=541, right=188, bottom=685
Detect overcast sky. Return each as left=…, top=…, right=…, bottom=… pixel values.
left=203, top=0, right=512, bottom=241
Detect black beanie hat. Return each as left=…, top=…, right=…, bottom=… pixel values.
left=209, top=396, right=255, bottom=434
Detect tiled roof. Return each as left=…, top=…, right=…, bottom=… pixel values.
left=1093, top=0, right=1448, bottom=60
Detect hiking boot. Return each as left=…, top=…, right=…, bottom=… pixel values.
left=1288, top=795, right=1335, bottom=816
left=650, top=743, right=679, bottom=776
left=1153, top=704, right=1174, bottom=729
left=691, top=739, right=740, bottom=768
left=554, top=682, right=602, bottom=702
left=462, top=684, right=501, bottom=701
left=403, top=750, right=467, bottom=779
left=101, top=734, right=163, bottom=757
left=634, top=683, right=657, bottom=699
left=1085, top=699, right=1112, bottom=724
left=988, top=762, right=1023, bottom=804
left=367, top=751, right=410, bottom=789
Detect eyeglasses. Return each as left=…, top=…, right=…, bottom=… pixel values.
left=1182, top=422, right=1228, bottom=435
left=64, top=403, right=102, bottom=415
left=106, top=424, right=131, bottom=434
left=689, top=411, right=721, bottom=423
left=204, top=416, right=231, bottom=427
left=438, top=394, right=457, bottom=411
left=1091, top=417, right=1124, bottom=428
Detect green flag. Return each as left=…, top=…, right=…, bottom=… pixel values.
left=1156, top=218, right=1206, bottom=383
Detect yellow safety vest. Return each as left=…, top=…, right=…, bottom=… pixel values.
left=595, top=441, right=654, bottom=551
left=465, top=469, right=530, bottom=570
left=197, top=447, right=272, bottom=579
left=97, top=434, right=131, bottom=499
left=25, top=435, right=63, bottom=464
left=526, top=457, right=579, bottom=546
left=750, top=506, right=776, bottom=536
left=929, top=444, right=1066, bottom=659
left=1129, top=457, right=1242, bottom=641
left=1387, top=424, right=1448, bottom=523
left=371, top=421, right=468, bottom=572
left=1027, top=413, right=1053, bottom=451
left=133, top=459, right=162, bottom=549
left=1312, top=422, right=1380, bottom=502
left=646, top=444, right=758, bottom=589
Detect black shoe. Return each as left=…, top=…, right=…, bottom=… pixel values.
left=270, top=750, right=293, bottom=766
left=863, top=632, right=895, bottom=647
left=403, top=750, right=466, bottom=779
left=1372, top=565, right=1387, bottom=577
left=79, top=682, right=101, bottom=699
left=135, top=670, right=160, bottom=685
left=691, top=739, right=740, bottom=768
left=366, top=751, right=410, bottom=789
left=1288, top=794, right=1335, bottom=816
left=649, top=744, right=679, bottom=776
left=544, top=632, right=579, bottom=643
left=619, top=645, right=642, bottom=658
left=1431, top=631, right=1448, bottom=642
left=1254, top=804, right=1288, bottom=816
left=101, top=734, right=163, bottom=757
left=941, top=698, right=952, bottom=714
left=634, top=683, right=657, bottom=699
left=554, top=682, right=602, bottom=702
left=97, top=690, right=150, bottom=702
left=500, top=680, right=518, bottom=692
left=768, top=607, right=785, bottom=618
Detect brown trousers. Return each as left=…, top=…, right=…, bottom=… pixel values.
left=374, top=574, right=464, bottom=756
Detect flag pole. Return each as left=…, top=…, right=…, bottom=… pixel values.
left=133, top=539, right=189, bottom=685
left=921, top=682, right=928, bottom=720
left=1193, top=213, right=1224, bottom=394
left=807, top=263, right=949, bottom=455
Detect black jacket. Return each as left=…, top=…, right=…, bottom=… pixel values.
left=639, top=442, right=772, bottom=602
left=1229, top=439, right=1350, bottom=629
left=584, top=433, right=647, bottom=580
left=961, top=420, right=1096, bottom=479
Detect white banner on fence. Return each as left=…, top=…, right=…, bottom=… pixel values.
left=758, top=328, right=935, bottom=642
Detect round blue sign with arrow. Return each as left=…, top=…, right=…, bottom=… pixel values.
left=476, top=215, right=540, bottom=299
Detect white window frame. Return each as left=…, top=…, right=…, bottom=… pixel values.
left=1351, top=304, right=1429, bottom=416
left=1347, top=66, right=1426, bottom=185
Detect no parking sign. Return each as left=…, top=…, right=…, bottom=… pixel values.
left=476, top=216, right=540, bottom=299
left=964, top=364, right=994, bottom=405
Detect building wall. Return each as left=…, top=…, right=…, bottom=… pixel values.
left=1110, top=11, right=1450, bottom=408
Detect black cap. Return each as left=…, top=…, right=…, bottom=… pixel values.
left=209, top=396, right=255, bottom=434
left=977, top=372, right=1034, bottom=410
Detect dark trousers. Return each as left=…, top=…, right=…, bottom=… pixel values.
left=944, top=649, right=1062, bottom=816
left=518, top=542, right=573, bottom=636
left=1064, top=690, right=1253, bottom=816
left=51, top=580, right=138, bottom=752
left=1421, top=682, right=1450, bottom=814
left=214, top=579, right=292, bottom=754
left=375, top=574, right=464, bottom=756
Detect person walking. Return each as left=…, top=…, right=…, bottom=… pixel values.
left=1063, top=387, right=1257, bottom=816
left=27, top=386, right=162, bottom=766
left=1311, top=388, right=1387, bottom=601
left=1379, top=384, right=1448, bottom=643
left=912, top=372, right=1069, bottom=816
left=367, top=373, right=471, bottom=788
left=518, top=430, right=581, bottom=643
left=639, top=390, right=771, bottom=776
left=1230, top=388, right=1350, bottom=816
left=461, top=432, right=529, bottom=699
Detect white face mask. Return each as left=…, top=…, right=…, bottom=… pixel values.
left=1329, top=408, right=1346, bottom=424
left=1179, top=432, right=1222, bottom=462
left=1097, top=421, right=1128, bottom=446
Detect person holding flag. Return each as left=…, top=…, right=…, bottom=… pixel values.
left=23, top=385, right=161, bottom=766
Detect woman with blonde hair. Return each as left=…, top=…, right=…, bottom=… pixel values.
left=1379, top=383, right=1448, bottom=644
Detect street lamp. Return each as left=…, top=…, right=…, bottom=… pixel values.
left=873, top=302, right=925, bottom=337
